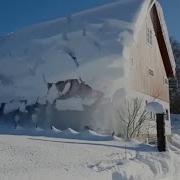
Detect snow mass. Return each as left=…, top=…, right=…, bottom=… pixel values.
left=0, top=0, right=151, bottom=133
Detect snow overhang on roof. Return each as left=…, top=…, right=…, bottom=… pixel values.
left=0, top=0, right=147, bottom=104
left=150, top=1, right=176, bottom=77
left=0, top=0, right=174, bottom=105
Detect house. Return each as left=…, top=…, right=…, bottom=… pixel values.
left=0, top=0, right=175, bottom=137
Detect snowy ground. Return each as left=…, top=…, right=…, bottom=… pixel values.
left=0, top=121, right=180, bottom=180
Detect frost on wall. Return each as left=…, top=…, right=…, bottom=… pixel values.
left=0, top=0, right=148, bottom=133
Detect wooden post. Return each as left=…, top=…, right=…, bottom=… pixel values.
left=156, top=114, right=166, bottom=152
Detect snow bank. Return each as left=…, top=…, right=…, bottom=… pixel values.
left=78, top=130, right=113, bottom=141
left=50, top=128, right=113, bottom=141
left=15, top=125, right=25, bottom=131
left=60, top=128, right=79, bottom=137
left=35, top=127, right=44, bottom=132
left=0, top=132, right=177, bottom=180
left=51, top=126, right=62, bottom=133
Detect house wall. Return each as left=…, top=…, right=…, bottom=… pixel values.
left=125, top=10, right=172, bottom=136
left=126, top=90, right=171, bottom=136
left=129, top=12, right=169, bottom=103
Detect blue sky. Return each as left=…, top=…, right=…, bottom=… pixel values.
left=0, top=0, right=180, bottom=41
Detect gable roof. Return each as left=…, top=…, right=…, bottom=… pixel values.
left=132, top=0, right=175, bottom=78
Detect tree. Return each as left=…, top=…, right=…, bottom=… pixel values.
left=169, top=38, right=180, bottom=113
left=170, top=37, right=180, bottom=63
left=116, top=98, right=152, bottom=139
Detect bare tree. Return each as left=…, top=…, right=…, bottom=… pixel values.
left=116, top=98, right=152, bottom=139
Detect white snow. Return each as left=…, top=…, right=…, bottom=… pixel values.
left=47, top=84, right=59, bottom=104
left=0, top=0, right=147, bottom=105
left=0, top=129, right=177, bottom=180
left=19, top=102, right=28, bottom=113
left=4, top=101, right=20, bottom=114
left=0, top=0, right=168, bottom=134
left=35, top=127, right=44, bottom=132
left=61, top=82, right=71, bottom=95
left=145, top=101, right=165, bottom=114
left=78, top=130, right=113, bottom=141
left=0, top=114, right=180, bottom=179
left=0, top=0, right=178, bottom=178
left=15, top=125, right=24, bottom=130
left=51, top=126, right=62, bottom=133
left=55, top=98, right=84, bottom=111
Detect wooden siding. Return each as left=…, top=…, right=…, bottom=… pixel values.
left=129, top=10, right=169, bottom=102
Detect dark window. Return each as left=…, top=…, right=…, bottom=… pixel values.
left=148, top=69, right=154, bottom=76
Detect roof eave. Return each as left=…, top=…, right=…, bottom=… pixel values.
left=151, top=2, right=176, bottom=78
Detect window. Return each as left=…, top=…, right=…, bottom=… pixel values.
left=148, top=68, right=154, bottom=76
left=146, top=27, right=153, bottom=45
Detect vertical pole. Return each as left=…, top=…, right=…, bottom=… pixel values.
left=156, top=114, right=166, bottom=152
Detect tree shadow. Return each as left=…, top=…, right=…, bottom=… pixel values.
left=0, top=128, right=157, bottom=153
left=28, top=137, right=157, bottom=152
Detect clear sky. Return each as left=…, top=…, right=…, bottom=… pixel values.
left=0, top=0, right=180, bottom=41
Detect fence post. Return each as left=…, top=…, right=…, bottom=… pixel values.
left=156, top=113, right=166, bottom=152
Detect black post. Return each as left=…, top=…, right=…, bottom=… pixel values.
left=156, top=114, right=166, bottom=152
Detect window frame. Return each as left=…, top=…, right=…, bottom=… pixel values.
left=146, top=26, right=153, bottom=46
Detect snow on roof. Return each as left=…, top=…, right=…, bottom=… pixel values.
left=0, top=0, right=149, bottom=104
left=2, top=0, right=145, bottom=41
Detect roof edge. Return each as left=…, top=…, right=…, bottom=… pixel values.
left=154, top=1, right=176, bottom=77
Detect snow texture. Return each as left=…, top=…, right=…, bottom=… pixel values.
left=0, top=118, right=180, bottom=180
left=0, top=0, right=173, bottom=134
left=145, top=101, right=165, bottom=114
left=0, top=0, right=146, bottom=104
left=55, top=98, right=84, bottom=111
